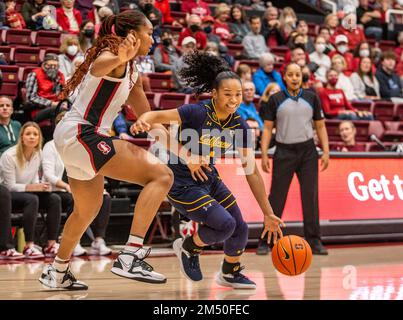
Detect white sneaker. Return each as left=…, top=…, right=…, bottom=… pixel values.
left=43, top=243, right=60, bottom=258
left=89, top=239, right=112, bottom=256
left=23, top=244, right=44, bottom=259
left=39, top=264, right=88, bottom=290
left=0, top=248, right=24, bottom=260
left=72, top=243, right=87, bottom=257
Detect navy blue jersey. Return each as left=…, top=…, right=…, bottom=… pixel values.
left=168, top=99, right=252, bottom=184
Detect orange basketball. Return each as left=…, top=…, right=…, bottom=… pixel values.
left=271, top=235, right=312, bottom=276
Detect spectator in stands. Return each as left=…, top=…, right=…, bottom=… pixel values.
left=5, top=0, right=26, bottom=29
left=58, top=35, right=83, bottom=80
left=74, top=0, right=93, bottom=20
left=154, top=0, right=182, bottom=27
left=228, top=4, right=249, bottom=44
left=213, top=3, right=232, bottom=45
left=376, top=51, right=403, bottom=100
left=42, top=111, right=112, bottom=257
left=41, top=5, right=61, bottom=30
left=181, top=0, right=211, bottom=20
left=319, top=68, right=373, bottom=119
left=290, top=47, right=309, bottom=68
left=173, top=36, right=197, bottom=93
left=337, top=120, right=366, bottom=152
left=56, top=0, right=83, bottom=35
left=261, top=6, right=285, bottom=48
left=78, top=20, right=96, bottom=53
left=202, top=15, right=221, bottom=45
left=0, top=96, right=20, bottom=156
left=318, top=26, right=336, bottom=54
left=0, top=183, right=24, bottom=259
left=253, top=52, right=285, bottom=95
left=279, top=6, right=297, bottom=40
left=324, top=13, right=339, bottom=36
left=153, top=28, right=179, bottom=73
left=309, top=36, right=331, bottom=84
left=178, top=14, right=207, bottom=50
left=238, top=81, right=263, bottom=129
left=137, top=0, right=162, bottom=27
left=350, top=57, right=381, bottom=100
left=260, top=82, right=281, bottom=106
left=356, top=0, right=383, bottom=41
left=0, top=122, right=62, bottom=258
left=331, top=54, right=357, bottom=100
left=395, top=31, right=403, bottom=65
left=22, top=0, right=48, bottom=30
left=146, top=10, right=162, bottom=54
left=26, top=53, right=66, bottom=124
left=301, top=65, right=316, bottom=90
left=250, top=0, right=266, bottom=11
left=88, top=0, right=114, bottom=32
left=242, top=16, right=268, bottom=60
left=329, top=35, right=355, bottom=75
left=332, top=13, right=366, bottom=51
left=352, top=41, right=374, bottom=72
left=236, top=63, right=252, bottom=82
left=0, top=2, right=5, bottom=29
left=290, top=20, right=315, bottom=53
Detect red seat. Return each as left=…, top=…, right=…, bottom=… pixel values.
left=13, top=47, right=41, bottom=66
left=145, top=92, right=160, bottom=110
left=373, top=101, right=395, bottom=121
left=158, top=93, right=187, bottom=110
left=148, top=73, right=172, bottom=92
left=395, top=103, right=403, bottom=121
left=382, top=121, right=403, bottom=142
left=271, top=46, right=289, bottom=58
left=0, top=65, right=20, bottom=99
left=227, top=43, right=244, bottom=58
left=4, top=29, right=33, bottom=46
left=19, top=66, right=37, bottom=83
left=0, top=46, right=13, bottom=64
left=237, top=60, right=259, bottom=73
left=307, top=23, right=319, bottom=37
left=188, top=93, right=212, bottom=104
left=35, top=31, right=62, bottom=48
left=379, top=40, right=396, bottom=52
left=351, top=100, right=373, bottom=113
left=170, top=11, right=186, bottom=25
left=324, top=119, right=343, bottom=141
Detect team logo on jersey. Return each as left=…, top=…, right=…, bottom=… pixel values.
left=97, top=141, right=111, bottom=155
left=206, top=121, right=212, bottom=126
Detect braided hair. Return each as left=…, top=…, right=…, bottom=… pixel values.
left=62, top=10, right=147, bottom=99
left=179, top=51, right=241, bottom=96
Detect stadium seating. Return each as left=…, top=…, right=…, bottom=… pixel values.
left=0, top=65, right=20, bottom=99
left=34, top=31, right=62, bottom=48
left=159, top=92, right=188, bottom=110
left=373, top=101, right=395, bottom=121
left=3, top=29, right=33, bottom=46
left=148, top=73, right=172, bottom=92
left=12, top=47, right=41, bottom=67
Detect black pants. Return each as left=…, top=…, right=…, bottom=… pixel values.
left=268, top=139, right=321, bottom=242
left=0, top=185, right=13, bottom=251
left=57, top=192, right=112, bottom=239
left=10, top=192, right=62, bottom=242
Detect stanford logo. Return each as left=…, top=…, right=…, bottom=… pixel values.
left=97, top=141, right=111, bottom=155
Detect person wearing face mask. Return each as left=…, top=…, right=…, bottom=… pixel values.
left=26, top=54, right=66, bottom=133
left=78, top=20, right=96, bottom=52
left=153, top=28, right=180, bottom=72
left=352, top=41, right=376, bottom=74
left=202, top=15, right=221, bottom=46
left=331, top=13, right=366, bottom=51
left=56, top=0, right=83, bottom=35
left=178, top=14, right=207, bottom=49
left=309, top=36, right=331, bottom=84
left=138, top=0, right=162, bottom=27
left=329, top=35, right=355, bottom=76
left=58, top=35, right=83, bottom=80
left=376, top=51, right=403, bottom=101
left=350, top=57, right=380, bottom=100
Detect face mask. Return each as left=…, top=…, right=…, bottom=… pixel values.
left=328, top=78, right=338, bottom=86
left=84, top=28, right=94, bottom=38
left=162, top=38, right=172, bottom=46
left=315, top=44, right=326, bottom=54
left=66, top=45, right=78, bottom=56
left=302, top=73, right=310, bottom=83
left=203, top=26, right=212, bottom=34
left=144, top=3, right=153, bottom=11
left=44, top=67, right=58, bottom=80
left=337, top=45, right=348, bottom=54
left=190, top=24, right=200, bottom=33
left=359, top=49, right=370, bottom=58
left=150, top=19, right=159, bottom=27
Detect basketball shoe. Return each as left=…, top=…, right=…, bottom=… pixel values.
left=39, top=264, right=88, bottom=290
left=88, top=238, right=112, bottom=256
left=173, top=237, right=202, bottom=281
left=110, top=247, right=166, bottom=283
left=216, top=263, right=256, bottom=289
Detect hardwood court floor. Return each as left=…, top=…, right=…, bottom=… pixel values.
left=1, top=244, right=403, bottom=300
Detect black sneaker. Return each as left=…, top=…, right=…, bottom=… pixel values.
left=173, top=238, right=202, bottom=281
left=111, top=247, right=167, bottom=283
left=216, top=265, right=256, bottom=289
left=309, top=239, right=328, bottom=255
left=39, top=264, right=88, bottom=290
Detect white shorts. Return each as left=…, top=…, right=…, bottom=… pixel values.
left=54, top=117, right=117, bottom=181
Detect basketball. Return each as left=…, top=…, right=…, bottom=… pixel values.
left=271, top=235, right=312, bottom=276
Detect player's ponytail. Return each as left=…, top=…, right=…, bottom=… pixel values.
left=98, top=14, right=117, bottom=37
left=179, top=51, right=241, bottom=95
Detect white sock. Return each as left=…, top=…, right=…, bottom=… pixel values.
left=53, top=256, right=70, bottom=273
left=124, top=235, right=144, bottom=252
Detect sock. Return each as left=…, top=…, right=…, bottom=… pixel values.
left=124, top=235, right=144, bottom=252
left=53, top=256, right=70, bottom=273
left=222, top=259, right=241, bottom=274
left=182, top=236, right=204, bottom=255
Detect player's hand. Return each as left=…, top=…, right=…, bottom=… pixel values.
left=320, top=152, right=329, bottom=171
left=130, top=118, right=151, bottom=135
left=261, top=214, right=285, bottom=245
left=187, top=155, right=212, bottom=182
left=261, top=154, right=270, bottom=173
left=118, top=33, right=141, bottom=63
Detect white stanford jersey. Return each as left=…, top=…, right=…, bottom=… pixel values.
left=68, top=62, right=138, bottom=135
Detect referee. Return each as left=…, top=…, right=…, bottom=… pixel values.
left=259, top=63, right=329, bottom=255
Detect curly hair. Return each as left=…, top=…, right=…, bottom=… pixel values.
left=61, top=10, right=147, bottom=99
left=179, top=51, right=240, bottom=95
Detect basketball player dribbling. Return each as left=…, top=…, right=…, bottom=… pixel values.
left=132, top=51, right=285, bottom=289
left=39, top=10, right=175, bottom=290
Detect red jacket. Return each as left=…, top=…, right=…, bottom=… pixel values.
left=155, top=0, right=173, bottom=24
left=213, top=21, right=231, bottom=44
left=181, top=0, right=211, bottom=18
left=178, top=29, right=207, bottom=49
left=56, top=8, right=82, bottom=35
left=318, top=87, right=355, bottom=117
left=329, top=50, right=355, bottom=76
left=331, top=26, right=366, bottom=51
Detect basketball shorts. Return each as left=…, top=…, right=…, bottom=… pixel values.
left=54, top=119, right=117, bottom=181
